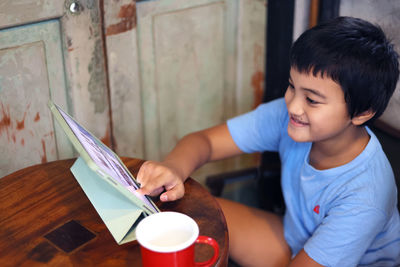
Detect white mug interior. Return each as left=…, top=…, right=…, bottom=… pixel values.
left=136, top=211, right=199, bottom=253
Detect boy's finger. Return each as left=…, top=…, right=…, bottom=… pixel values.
left=136, top=174, right=167, bottom=195
left=149, top=187, right=164, bottom=197
left=136, top=186, right=162, bottom=196
left=160, top=185, right=185, bottom=202
left=136, top=185, right=155, bottom=196
left=136, top=162, right=150, bottom=184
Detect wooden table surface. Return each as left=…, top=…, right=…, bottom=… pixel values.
left=0, top=158, right=228, bottom=266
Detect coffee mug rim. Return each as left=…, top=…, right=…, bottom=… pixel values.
left=136, top=211, right=199, bottom=253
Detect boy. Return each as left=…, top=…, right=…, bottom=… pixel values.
left=136, top=17, right=400, bottom=266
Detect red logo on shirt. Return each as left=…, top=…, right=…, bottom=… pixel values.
left=313, top=205, right=320, bottom=214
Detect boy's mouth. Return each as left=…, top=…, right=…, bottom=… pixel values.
left=290, top=115, right=309, bottom=127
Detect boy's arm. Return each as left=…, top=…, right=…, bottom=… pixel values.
left=136, top=123, right=243, bottom=201
left=289, top=249, right=324, bottom=267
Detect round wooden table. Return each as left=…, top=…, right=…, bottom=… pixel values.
left=0, top=158, right=228, bottom=266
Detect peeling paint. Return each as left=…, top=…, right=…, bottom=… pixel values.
left=252, top=44, right=265, bottom=108
left=66, top=36, right=75, bottom=52
left=41, top=139, right=47, bottom=163
left=0, top=101, right=52, bottom=162
left=0, top=102, right=11, bottom=140
left=251, top=70, right=264, bottom=108
left=39, top=132, right=54, bottom=162
left=34, top=112, right=40, bottom=122
left=88, top=39, right=107, bottom=112
left=100, top=127, right=111, bottom=148
left=16, top=117, right=25, bottom=130
left=88, top=0, right=100, bottom=25
left=67, top=37, right=73, bottom=48
left=89, top=26, right=94, bottom=37
left=106, top=3, right=136, bottom=36
left=43, top=131, right=54, bottom=138
left=16, top=110, right=27, bottom=130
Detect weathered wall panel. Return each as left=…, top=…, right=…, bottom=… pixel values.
left=0, top=0, right=267, bottom=183
left=137, top=0, right=227, bottom=162
left=0, top=21, right=73, bottom=177
left=153, top=3, right=225, bottom=156
left=136, top=0, right=266, bottom=183
left=236, top=0, right=267, bottom=114
left=0, top=43, right=57, bottom=175
left=0, top=0, right=64, bottom=29
left=103, top=0, right=145, bottom=158
left=60, top=0, right=111, bottom=146
left=0, top=0, right=111, bottom=178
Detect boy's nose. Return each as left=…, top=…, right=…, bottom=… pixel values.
left=286, top=95, right=304, bottom=116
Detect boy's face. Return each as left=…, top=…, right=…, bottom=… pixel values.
left=284, top=67, right=353, bottom=144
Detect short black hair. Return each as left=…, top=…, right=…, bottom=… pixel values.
left=290, top=16, right=399, bottom=125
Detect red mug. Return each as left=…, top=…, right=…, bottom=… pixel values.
left=136, top=211, right=219, bottom=267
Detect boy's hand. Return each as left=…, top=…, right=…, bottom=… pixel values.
left=135, top=124, right=240, bottom=202
left=136, top=160, right=185, bottom=202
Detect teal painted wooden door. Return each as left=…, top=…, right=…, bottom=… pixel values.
left=0, top=0, right=111, bottom=177
left=133, top=0, right=266, bottom=182
left=0, top=0, right=267, bottom=184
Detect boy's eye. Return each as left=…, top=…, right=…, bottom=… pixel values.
left=306, top=97, right=319, bottom=105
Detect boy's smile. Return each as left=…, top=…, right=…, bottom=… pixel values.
left=289, top=115, right=309, bottom=127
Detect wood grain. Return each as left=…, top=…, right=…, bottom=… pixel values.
left=0, top=158, right=228, bottom=266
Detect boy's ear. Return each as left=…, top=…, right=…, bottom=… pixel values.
left=351, top=110, right=376, bottom=126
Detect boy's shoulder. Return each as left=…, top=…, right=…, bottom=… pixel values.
left=227, top=98, right=289, bottom=153
left=257, top=97, right=286, bottom=111
left=255, top=98, right=288, bottom=126
left=329, top=128, right=396, bottom=211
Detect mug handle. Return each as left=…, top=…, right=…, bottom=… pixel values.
left=195, top=236, right=220, bottom=267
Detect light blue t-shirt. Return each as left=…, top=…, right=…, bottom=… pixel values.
left=227, top=98, right=400, bottom=266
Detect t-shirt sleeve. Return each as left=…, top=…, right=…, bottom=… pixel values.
left=304, top=203, right=386, bottom=266
left=226, top=98, right=287, bottom=153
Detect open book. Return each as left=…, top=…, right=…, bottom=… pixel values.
left=49, top=101, right=159, bottom=244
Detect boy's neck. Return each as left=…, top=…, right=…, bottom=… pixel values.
left=309, top=126, right=370, bottom=170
